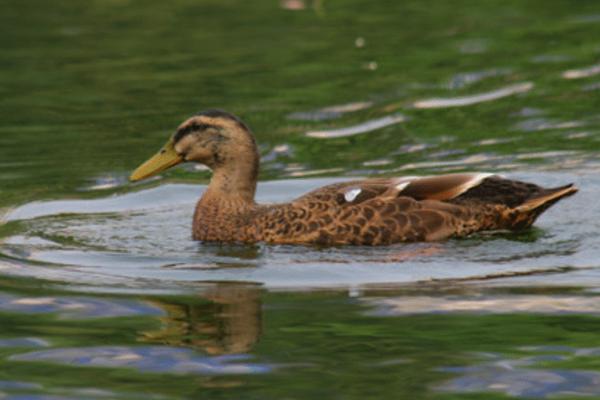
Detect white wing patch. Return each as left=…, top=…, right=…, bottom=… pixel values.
left=395, top=182, right=411, bottom=192
left=344, top=188, right=362, bottom=202
left=460, top=173, right=496, bottom=193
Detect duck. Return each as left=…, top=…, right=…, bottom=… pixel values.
left=130, top=109, right=577, bottom=245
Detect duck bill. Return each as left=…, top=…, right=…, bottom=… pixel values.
left=130, top=139, right=184, bottom=182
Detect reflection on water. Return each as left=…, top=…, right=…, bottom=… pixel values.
left=287, top=101, right=373, bottom=121
left=365, top=295, right=600, bottom=316
left=0, top=285, right=273, bottom=399
left=0, top=292, right=163, bottom=319
left=305, top=113, right=405, bottom=138
left=11, top=346, right=271, bottom=375
left=0, top=281, right=599, bottom=399
left=563, top=62, right=600, bottom=79
left=0, top=338, right=49, bottom=348
left=143, top=283, right=262, bottom=355
left=0, top=284, right=269, bottom=399
left=438, top=348, right=600, bottom=398
left=2, top=0, right=600, bottom=398
left=513, top=118, right=585, bottom=132
left=413, top=82, right=533, bottom=109
left=446, top=68, right=511, bottom=89
left=457, top=38, right=488, bottom=54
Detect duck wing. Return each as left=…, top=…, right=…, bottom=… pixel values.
left=261, top=173, right=576, bottom=244
left=294, top=173, right=497, bottom=205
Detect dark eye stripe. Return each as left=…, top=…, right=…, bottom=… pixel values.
left=173, top=123, right=218, bottom=143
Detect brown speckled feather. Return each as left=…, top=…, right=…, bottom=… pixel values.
left=193, top=173, right=577, bottom=245
left=129, top=110, right=578, bottom=245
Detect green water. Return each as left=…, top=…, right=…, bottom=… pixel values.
left=2, top=0, right=600, bottom=398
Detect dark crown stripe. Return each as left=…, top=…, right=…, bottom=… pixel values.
left=196, top=109, right=242, bottom=122
left=196, top=109, right=251, bottom=132
left=173, top=122, right=217, bottom=143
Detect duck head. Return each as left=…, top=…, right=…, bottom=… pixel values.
left=130, top=110, right=259, bottom=182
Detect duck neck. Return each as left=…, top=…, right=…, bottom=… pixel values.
left=201, top=151, right=259, bottom=207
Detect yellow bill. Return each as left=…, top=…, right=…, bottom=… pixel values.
left=130, top=139, right=184, bottom=182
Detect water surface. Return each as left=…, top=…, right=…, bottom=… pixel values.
left=1, top=0, right=600, bottom=398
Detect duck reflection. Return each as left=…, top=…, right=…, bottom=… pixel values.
left=142, top=282, right=262, bottom=355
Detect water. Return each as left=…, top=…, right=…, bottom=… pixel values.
left=2, top=0, right=600, bottom=398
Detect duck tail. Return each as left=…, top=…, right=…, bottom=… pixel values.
left=509, top=184, right=578, bottom=230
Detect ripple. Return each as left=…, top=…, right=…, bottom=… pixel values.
left=446, top=68, right=511, bottom=89
left=0, top=292, right=163, bottom=319
left=0, top=381, right=42, bottom=391
left=394, top=143, right=434, bottom=154
left=10, top=346, right=272, bottom=375
left=261, top=144, right=294, bottom=163
left=1, top=184, right=198, bottom=222
left=82, top=175, right=128, bottom=191
left=0, top=383, right=163, bottom=400
left=305, top=113, right=405, bottom=138
left=514, top=117, right=586, bottom=132
left=0, top=173, right=594, bottom=292
left=515, top=151, right=581, bottom=160
left=0, top=337, right=49, bottom=348
left=280, top=0, right=305, bottom=10
left=365, top=295, right=600, bottom=316
left=565, top=131, right=591, bottom=139
left=582, top=81, right=600, bottom=91
left=475, top=138, right=516, bottom=146
left=362, top=159, right=393, bottom=167
left=563, top=63, right=600, bottom=79
left=458, top=39, right=488, bottom=54
left=571, top=14, right=600, bottom=24
left=530, top=54, right=572, bottom=64
left=511, top=107, right=546, bottom=118
left=437, top=349, right=600, bottom=398
left=286, top=167, right=344, bottom=177
left=393, top=154, right=504, bottom=171
left=413, top=82, right=533, bottom=109
left=288, top=101, right=372, bottom=121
